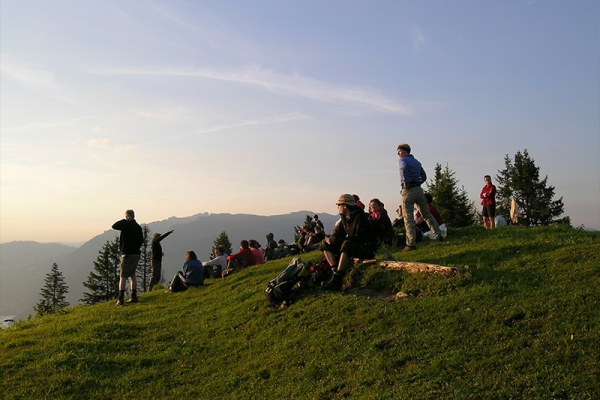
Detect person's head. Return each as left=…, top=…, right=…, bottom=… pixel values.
left=396, top=205, right=403, bottom=217
left=369, top=198, right=384, bottom=212
left=397, top=143, right=411, bottom=158
left=152, top=233, right=161, bottom=241
left=213, top=246, right=223, bottom=256
left=484, top=175, right=492, bottom=184
left=277, top=239, right=285, bottom=246
left=249, top=239, right=259, bottom=249
left=186, top=251, right=197, bottom=260
left=313, top=214, right=319, bottom=220
left=125, top=209, right=135, bottom=220
left=336, top=194, right=357, bottom=215
left=424, top=193, right=433, bottom=204
left=266, top=232, right=274, bottom=241
left=240, top=240, right=249, bottom=249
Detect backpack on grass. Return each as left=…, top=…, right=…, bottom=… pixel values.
left=264, top=258, right=312, bottom=307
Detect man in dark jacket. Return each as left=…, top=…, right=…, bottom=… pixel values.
left=112, top=209, right=144, bottom=306
left=320, top=194, right=377, bottom=291
left=148, top=230, right=174, bottom=291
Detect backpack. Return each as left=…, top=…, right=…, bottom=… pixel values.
left=309, top=257, right=333, bottom=285
left=265, top=258, right=312, bottom=307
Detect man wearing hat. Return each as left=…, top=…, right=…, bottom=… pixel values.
left=319, top=194, right=377, bottom=290
left=397, top=144, right=445, bottom=251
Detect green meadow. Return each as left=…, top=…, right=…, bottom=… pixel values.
left=1, top=226, right=598, bottom=399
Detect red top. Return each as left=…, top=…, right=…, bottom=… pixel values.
left=427, top=205, right=443, bottom=226
left=226, top=248, right=256, bottom=267
left=480, top=184, right=496, bottom=206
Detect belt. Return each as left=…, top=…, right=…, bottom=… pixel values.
left=408, top=182, right=422, bottom=187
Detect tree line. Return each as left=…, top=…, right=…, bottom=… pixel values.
left=32, top=149, right=566, bottom=315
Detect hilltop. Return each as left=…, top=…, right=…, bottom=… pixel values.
left=1, top=226, right=598, bottom=399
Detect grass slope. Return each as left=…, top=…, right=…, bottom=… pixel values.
left=1, top=226, right=599, bottom=399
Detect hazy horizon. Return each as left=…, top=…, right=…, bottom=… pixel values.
left=2, top=1, right=599, bottom=244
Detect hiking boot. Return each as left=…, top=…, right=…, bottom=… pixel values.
left=437, top=235, right=445, bottom=242
left=126, top=297, right=138, bottom=303
left=403, top=245, right=417, bottom=252
left=115, top=299, right=125, bottom=307
left=321, top=271, right=344, bottom=291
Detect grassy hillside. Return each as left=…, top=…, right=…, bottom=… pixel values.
left=1, top=226, right=598, bottom=399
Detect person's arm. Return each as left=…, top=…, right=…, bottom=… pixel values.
left=203, top=257, right=221, bottom=267
left=111, top=219, right=126, bottom=230
left=158, top=230, right=174, bottom=242
left=419, top=167, right=427, bottom=183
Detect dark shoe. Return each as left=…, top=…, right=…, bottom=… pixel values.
left=437, top=235, right=445, bottom=242
left=115, top=299, right=125, bottom=307
left=126, top=297, right=138, bottom=303
left=321, top=272, right=344, bottom=291
left=403, top=245, right=417, bottom=252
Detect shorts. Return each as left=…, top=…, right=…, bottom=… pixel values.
left=320, top=238, right=375, bottom=260
left=482, top=204, right=496, bottom=218
left=120, top=255, right=140, bottom=278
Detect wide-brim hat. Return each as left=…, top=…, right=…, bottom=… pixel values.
left=337, top=194, right=357, bottom=206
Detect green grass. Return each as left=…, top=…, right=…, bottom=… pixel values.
left=1, top=226, right=599, bottom=399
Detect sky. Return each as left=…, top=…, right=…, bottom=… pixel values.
left=1, top=0, right=599, bottom=244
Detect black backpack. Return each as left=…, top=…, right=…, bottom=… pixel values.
left=265, top=258, right=312, bottom=307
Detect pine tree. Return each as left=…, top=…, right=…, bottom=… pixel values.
left=211, top=231, right=233, bottom=258
left=81, top=237, right=121, bottom=305
left=495, top=149, right=565, bottom=226
left=426, top=163, right=478, bottom=227
left=33, top=263, right=70, bottom=316
left=137, top=224, right=152, bottom=292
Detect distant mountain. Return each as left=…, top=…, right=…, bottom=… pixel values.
left=0, top=211, right=338, bottom=321
left=0, top=241, right=76, bottom=321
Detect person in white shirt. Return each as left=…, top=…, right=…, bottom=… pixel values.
left=202, top=245, right=228, bottom=279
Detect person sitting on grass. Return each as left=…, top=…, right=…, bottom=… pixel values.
left=222, top=240, right=256, bottom=277
left=249, top=239, right=265, bottom=265
left=203, top=245, right=228, bottom=279
left=320, top=194, right=377, bottom=291
left=166, top=251, right=204, bottom=293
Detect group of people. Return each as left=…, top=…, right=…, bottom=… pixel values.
left=110, top=143, right=508, bottom=302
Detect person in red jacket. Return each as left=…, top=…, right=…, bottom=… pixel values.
left=480, top=175, right=497, bottom=229
left=222, top=240, right=256, bottom=277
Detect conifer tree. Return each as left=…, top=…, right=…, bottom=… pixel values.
left=137, top=224, right=152, bottom=292
left=426, top=163, right=478, bottom=227
left=211, top=231, right=233, bottom=258
left=33, top=262, right=70, bottom=316
left=81, top=237, right=120, bottom=305
left=495, top=149, right=565, bottom=226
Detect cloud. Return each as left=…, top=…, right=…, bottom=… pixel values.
left=180, top=112, right=312, bottom=137
left=413, top=29, right=425, bottom=50
left=0, top=54, right=74, bottom=103
left=87, top=138, right=111, bottom=148
left=89, top=65, right=414, bottom=115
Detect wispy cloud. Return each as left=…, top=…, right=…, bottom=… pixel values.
left=0, top=54, right=75, bottom=104
left=87, top=138, right=112, bottom=148
left=178, top=112, right=312, bottom=137
left=89, top=65, right=413, bottom=115
left=413, top=29, right=425, bottom=50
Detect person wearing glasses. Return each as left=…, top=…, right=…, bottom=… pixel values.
left=319, top=194, right=377, bottom=291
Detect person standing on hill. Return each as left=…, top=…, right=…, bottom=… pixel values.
left=112, top=209, right=144, bottom=306
left=397, top=143, right=445, bottom=251
left=480, top=175, right=497, bottom=229
left=320, top=194, right=377, bottom=291
left=148, top=230, right=174, bottom=290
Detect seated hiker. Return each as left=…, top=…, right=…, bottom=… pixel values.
left=368, top=198, right=394, bottom=246
left=203, top=245, right=227, bottom=279
left=264, top=233, right=278, bottom=261
left=312, top=214, right=325, bottom=232
left=320, top=194, right=377, bottom=291
left=166, top=251, right=204, bottom=292
left=304, top=226, right=326, bottom=249
left=416, top=193, right=447, bottom=239
left=272, top=239, right=290, bottom=259
left=249, top=239, right=265, bottom=264
left=222, top=240, right=256, bottom=277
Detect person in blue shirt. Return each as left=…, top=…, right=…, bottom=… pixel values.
left=166, top=251, right=204, bottom=292
left=397, top=143, right=445, bottom=251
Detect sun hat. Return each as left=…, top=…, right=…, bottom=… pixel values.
left=337, top=194, right=357, bottom=206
